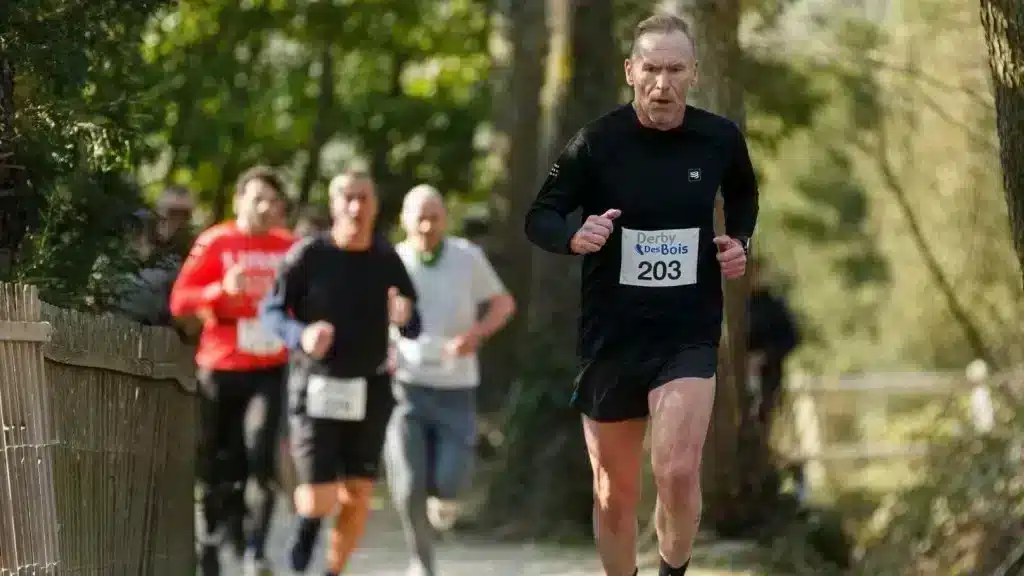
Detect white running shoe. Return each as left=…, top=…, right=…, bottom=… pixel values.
left=426, top=497, right=459, bottom=532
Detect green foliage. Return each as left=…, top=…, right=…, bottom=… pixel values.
left=2, top=0, right=169, bottom=309
left=139, top=0, right=491, bottom=223
left=858, top=372, right=1024, bottom=575
left=16, top=172, right=146, bottom=310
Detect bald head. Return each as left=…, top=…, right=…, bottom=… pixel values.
left=401, top=183, right=447, bottom=251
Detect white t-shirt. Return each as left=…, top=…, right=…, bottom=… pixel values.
left=394, top=237, right=506, bottom=389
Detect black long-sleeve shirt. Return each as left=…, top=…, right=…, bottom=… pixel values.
left=258, top=233, right=420, bottom=379
left=525, top=103, right=759, bottom=360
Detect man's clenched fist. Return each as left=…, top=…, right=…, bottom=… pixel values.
left=301, top=321, right=335, bottom=359
left=570, top=209, right=621, bottom=254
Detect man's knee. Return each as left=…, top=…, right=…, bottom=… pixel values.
left=294, top=482, right=339, bottom=518
left=652, top=448, right=701, bottom=484
left=648, top=376, right=714, bottom=499
left=592, top=466, right=642, bottom=522
left=583, top=416, right=647, bottom=524
left=341, top=478, right=375, bottom=508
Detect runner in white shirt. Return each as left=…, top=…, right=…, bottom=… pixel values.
left=385, top=184, right=516, bottom=576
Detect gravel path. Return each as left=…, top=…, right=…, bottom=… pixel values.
left=217, top=497, right=758, bottom=575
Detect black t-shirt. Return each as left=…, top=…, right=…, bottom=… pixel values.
left=259, top=233, right=418, bottom=378
left=524, top=104, right=759, bottom=360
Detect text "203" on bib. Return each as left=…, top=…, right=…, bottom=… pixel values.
left=618, top=227, right=699, bottom=287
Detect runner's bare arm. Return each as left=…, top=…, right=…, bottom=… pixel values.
left=258, top=238, right=312, bottom=351
left=169, top=233, right=243, bottom=319
left=720, top=123, right=759, bottom=242
left=524, top=129, right=593, bottom=254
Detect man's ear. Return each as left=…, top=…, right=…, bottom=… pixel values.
left=624, top=58, right=634, bottom=87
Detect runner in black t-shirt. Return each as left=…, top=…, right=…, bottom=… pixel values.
left=524, top=14, right=758, bottom=576
left=259, top=170, right=420, bottom=576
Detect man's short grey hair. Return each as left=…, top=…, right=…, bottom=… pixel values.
left=630, top=13, right=695, bottom=57
left=328, top=169, right=374, bottom=197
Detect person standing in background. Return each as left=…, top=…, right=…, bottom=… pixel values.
left=746, top=257, right=800, bottom=440
left=385, top=184, right=515, bottom=576
left=155, top=184, right=197, bottom=260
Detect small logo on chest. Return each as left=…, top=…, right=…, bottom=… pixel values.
left=687, top=168, right=702, bottom=182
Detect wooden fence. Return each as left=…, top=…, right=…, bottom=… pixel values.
left=782, top=369, right=1006, bottom=492
left=0, top=283, right=198, bottom=575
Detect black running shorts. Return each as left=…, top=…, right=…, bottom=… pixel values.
left=571, top=342, right=717, bottom=422
left=289, top=372, right=395, bottom=484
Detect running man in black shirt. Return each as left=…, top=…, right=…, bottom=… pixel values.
left=259, top=170, right=420, bottom=576
left=525, top=14, right=758, bottom=576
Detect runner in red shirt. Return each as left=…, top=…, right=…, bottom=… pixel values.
left=170, top=166, right=295, bottom=576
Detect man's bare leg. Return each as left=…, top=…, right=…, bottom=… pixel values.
left=648, top=377, right=715, bottom=569
left=582, top=416, right=647, bottom=576
left=290, top=482, right=338, bottom=572
left=325, top=478, right=374, bottom=574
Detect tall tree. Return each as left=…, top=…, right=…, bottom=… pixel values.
left=979, top=0, right=1024, bottom=284
left=528, top=0, right=618, bottom=346
left=0, top=56, right=27, bottom=276
left=1, top=1, right=168, bottom=307
left=668, top=0, right=780, bottom=533
left=477, top=0, right=547, bottom=412
left=480, top=0, right=619, bottom=538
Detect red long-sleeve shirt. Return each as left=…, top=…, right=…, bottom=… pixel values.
left=169, top=221, right=296, bottom=371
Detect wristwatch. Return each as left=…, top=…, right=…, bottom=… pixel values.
left=734, top=235, right=751, bottom=255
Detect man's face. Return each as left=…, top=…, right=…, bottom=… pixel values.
left=625, top=30, right=697, bottom=130
left=402, top=195, right=447, bottom=251
left=157, top=208, right=191, bottom=242
left=330, top=177, right=378, bottom=235
left=268, top=198, right=288, bottom=229
left=235, top=178, right=279, bottom=233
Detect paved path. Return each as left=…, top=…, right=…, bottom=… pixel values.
left=219, top=497, right=759, bottom=575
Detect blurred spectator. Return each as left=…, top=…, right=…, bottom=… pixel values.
left=155, top=185, right=196, bottom=260
left=747, top=256, right=801, bottom=437
left=111, top=209, right=181, bottom=327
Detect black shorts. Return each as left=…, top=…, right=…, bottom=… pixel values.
left=289, top=373, right=395, bottom=484
left=196, top=365, right=286, bottom=486
left=571, top=342, right=717, bottom=422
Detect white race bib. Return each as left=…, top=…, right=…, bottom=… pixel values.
left=398, top=335, right=456, bottom=371
left=237, top=319, right=285, bottom=356
left=619, top=227, right=699, bottom=287
left=306, top=375, right=367, bottom=421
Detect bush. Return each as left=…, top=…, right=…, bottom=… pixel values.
left=476, top=332, right=594, bottom=541
left=858, top=369, right=1024, bottom=575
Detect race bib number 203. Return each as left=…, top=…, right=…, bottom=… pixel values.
left=619, top=227, right=699, bottom=287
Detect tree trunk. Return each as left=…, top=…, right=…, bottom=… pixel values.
left=528, top=0, right=618, bottom=346
left=670, top=0, right=779, bottom=535
left=979, top=0, right=1024, bottom=285
left=296, top=45, right=335, bottom=210
left=368, top=54, right=413, bottom=229
left=476, top=0, right=546, bottom=413
left=479, top=0, right=619, bottom=539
